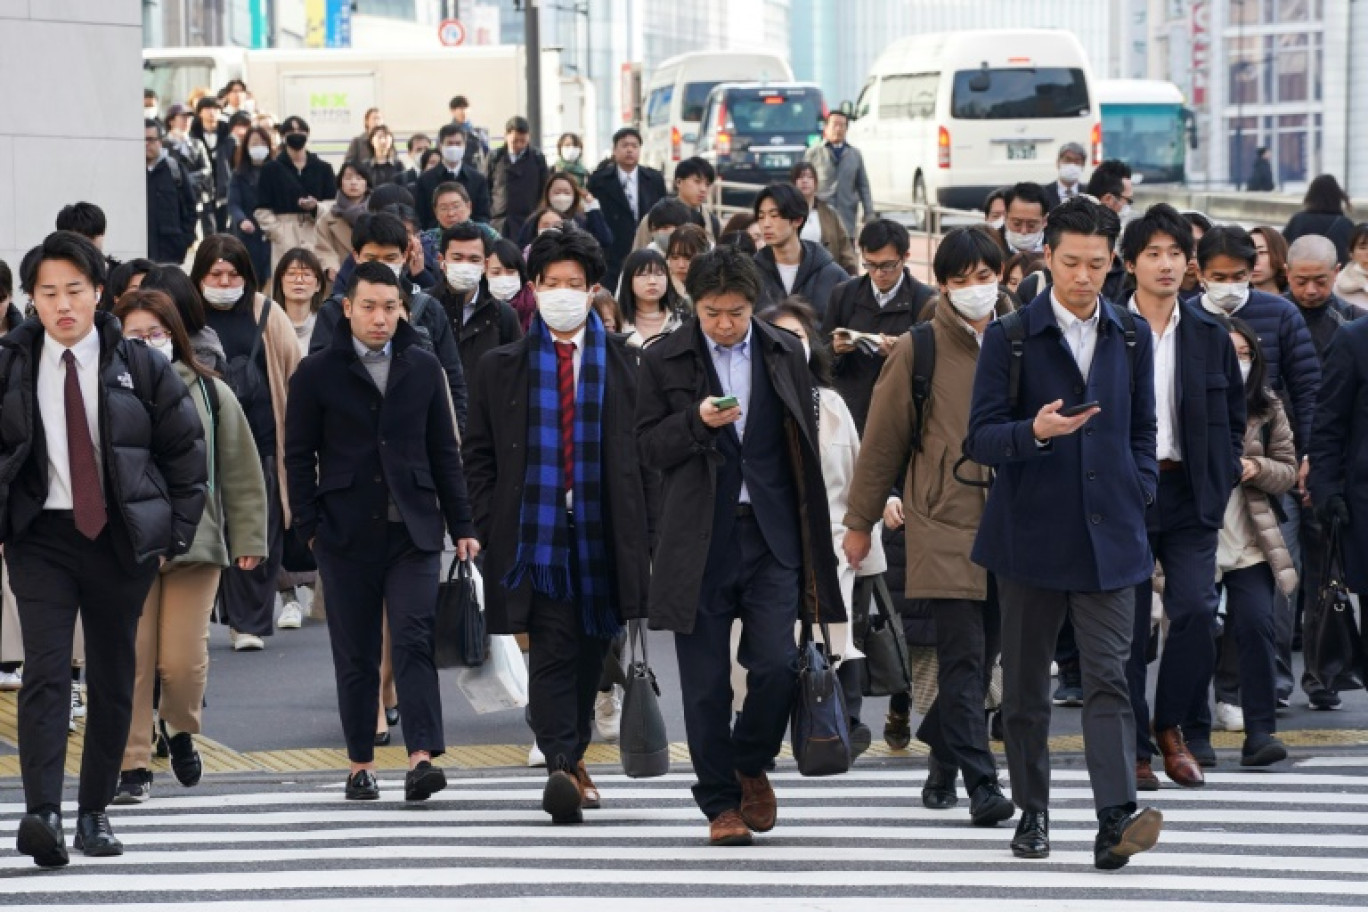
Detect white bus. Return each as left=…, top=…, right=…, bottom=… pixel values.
left=1098, top=79, right=1194, bottom=185
left=847, top=29, right=1100, bottom=215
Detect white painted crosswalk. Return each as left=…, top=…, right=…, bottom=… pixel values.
left=3, top=758, right=1368, bottom=910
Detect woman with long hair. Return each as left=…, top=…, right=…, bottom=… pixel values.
left=138, top=265, right=228, bottom=375
left=111, top=289, right=268, bottom=803
left=271, top=247, right=326, bottom=357
left=516, top=172, right=613, bottom=250
left=229, top=126, right=275, bottom=287
left=366, top=125, right=404, bottom=187
left=615, top=247, right=684, bottom=347
left=190, top=235, right=302, bottom=648
left=1284, top=174, right=1354, bottom=264
left=485, top=238, right=537, bottom=331
left=1249, top=226, right=1290, bottom=296
left=552, top=132, right=589, bottom=187
left=665, top=223, right=710, bottom=313
left=790, top=161, right=857, bottom=274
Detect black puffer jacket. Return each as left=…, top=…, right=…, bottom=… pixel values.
left=0, top=313, right=207, bottom=565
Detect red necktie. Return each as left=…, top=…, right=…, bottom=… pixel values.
left=62, top=350, right=106, bottom=539
left=556, top=341, right=576, bottom=491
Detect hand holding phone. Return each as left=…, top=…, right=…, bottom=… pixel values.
left=711, top=395, right=739, bottom=411
left=1059, top=401, right=1101, bottom=418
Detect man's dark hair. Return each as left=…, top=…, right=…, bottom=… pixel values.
left=369, top=182, right=416, bottom=212
left=228, top=111, right=252, bottom=129
left=437, top=123, right=466, bottom=144
left=55, top=202, right=108, bottom=240
left=351, top=212, right=409, bottom=254
left=505, top=116, right=530, bottom=134
left=647, top=198, right=696, bottom=231
left=1043, top=195, right=1121, bottom=251
left=858, top=218, right=911, bottom=257
left=406, top=132, right=431, bottom=152
left=1182, top=210, right=1214, bottom=234
left=1197, top=224, right=1258, bottom=270
left=195, top=97, right=220, bottom=114
left=753, top=182, right=808, bottom=224
left=440, top=222, right=490, bottom=256
left=982, top=187, right=1008, bottom=219
left=224, top=79, right=247, bottom=93
left=19, top=231, right=106, bottom=297
left=0, top=258, right=11, bottom=303
left=145, top=117, right=165, bottom=138
left=144, top=88, right=157, bottom=102
left=1119, top=203, right=1195, bottom=265
left=718, top=230, right=757, bottom=255
left=105, top=257, right=155, bottom=307
left=527, top=223, right=605, bottom=287
left=346, top=259, right=403, bottom=302
left=280, top=115, right=310, bottom=134
left=932, top=226, right=1006, bottom=284
left=675, top=156, right=715, bottom=184
left=824, top=109, right=850, bottom=126
left=686, top=244, right=762, bottom=305
left=1003, top=181, right=1049, bottom=216
left=612, top=126, right=643, bottom=147
left=376, top=203, right=419, bottom=233
left=1085, top=160, right=1132, bottom=202
left=449, top=95, right=470, bottom=110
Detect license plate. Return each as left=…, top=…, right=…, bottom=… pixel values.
left=761, top=152, right=793, bottom=169
left=1006, top=143, right=1037, bottom=160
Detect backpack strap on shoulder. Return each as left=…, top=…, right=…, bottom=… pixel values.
left=999, top=310, right=1027, bottom=412
left=1109, top=301, right=1138, bottom=396
left=908, top=322, right=936, bottom=453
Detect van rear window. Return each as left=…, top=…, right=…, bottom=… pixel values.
left=951, top=68, right=1090, bottom=120
left=681, top=82, right=721, bottom=122
left=724, top=90, right=823, bottom=136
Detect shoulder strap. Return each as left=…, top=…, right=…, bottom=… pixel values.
left=909, top=322, right=936, bottom=453
left=199, top=375, right=220, bottom=430
left=410, top=291, right=429, bottom=324
left=1000, top=310, right=1027, bottom=411
left=1109, top=301, right=1138, bottom=396
left=247, top=297, right=271, bottom=363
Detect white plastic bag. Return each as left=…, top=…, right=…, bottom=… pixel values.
left=456, top=634, right=529, bottom=713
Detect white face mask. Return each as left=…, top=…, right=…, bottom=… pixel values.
left=561, top=146, right=582, bottom=162
left=988, top=217, right=1005, bottom=232
left=445, top=262, right=483, bottom=293
left=652, top=230, right=672, bottom=250
left=387, top=262, right=404, bottom=280
left=441, top=143, right=465, bottom=164
left=145, top=106, right=158, bottom=120
left=537, top=288, right=589, bottom=333
left=248, top=145, right=269, bottom=163
left=1059, top=162, right=1084, bottom=184
left=150, top=337, right=175, bottom=360
left=1205, top=281, right=1250, bottom=312
left=1239, top=360, right=1253, bottom=384
left=202, top=284, right=244, bottom=309
left=947, top=282, right=1000, bottom=321
left=549, top=192, right=576, bottom=213
left=487, top=275, right=522, bottom=301
left=1005, top=229, right=1043, bottom=253
left=800, top=338, right=812, bottom=363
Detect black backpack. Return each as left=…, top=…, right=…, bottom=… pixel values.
left=221, top=302, right=272, bottom=411
left=996, top=301, right=1138, bottom=413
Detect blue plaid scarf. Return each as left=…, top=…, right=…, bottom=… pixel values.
left=502, top=309, right=619, bottom=639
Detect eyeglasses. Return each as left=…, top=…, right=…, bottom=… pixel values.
left=436, top=202, right=469, bottom=215
left=126, top=329, right=169, bottom=344
left=862, top=260, right=903, bottom=274
left=283, top=268, right=317, bottom=282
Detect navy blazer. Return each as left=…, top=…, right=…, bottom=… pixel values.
left=1308, top=318, right=1368, bottom=592
left=965, top=292, right=1158, bottom=592
left=284, top=319, right=475, bottom=558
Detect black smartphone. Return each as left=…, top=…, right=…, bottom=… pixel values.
left=1060, top=401, right=1101, bottom=417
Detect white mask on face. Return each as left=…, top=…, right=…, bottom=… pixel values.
left=988, top=217, right=1005, bottom=232
left=537, top=288, right=589, bottom=332
left=1059, top=162, right=1084, bottom=184
left=202, top=284, right=244, bottom=309
left=1205, top=281, right=1250, bottom=312
left=145, top=106, right=158, bottom=120
left=561, top=145, right=582, bottom=162
left=487, top=275, right=522, bottom=301
left=248, top=145, right=269, bottom=163
left=441, top=143, right=465, bottom=164
left=445, top=262, right=483, bottom=293
left=947, top=282, right=1000, bottom=321
left=1005, top=229, right=1043, bottom=253
left=149, top=337, right=175, bottom=360
left=387, top=262, right=404, bottom=280
left=549, top=192, right=576, bottom=213
left=1239, top=360, right=1253, bottom=384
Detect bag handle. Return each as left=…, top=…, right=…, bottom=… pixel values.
left=1321, top=517, right=1350, bottom=611
left=447, top=556, right=473, bottom=584
left=798, top=618, right=838, bottom=663
left=627, top=618, right=649, bottom=666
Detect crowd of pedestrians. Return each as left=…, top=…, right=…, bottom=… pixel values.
left=1, top=82, right=1366, bottom=874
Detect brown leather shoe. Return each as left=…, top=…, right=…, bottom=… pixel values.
left=708, top=809, right=753, bottom=846
left=1155, top=726, right=1205, bottom=788
left=1135, top=757, right=1160, bottom=791
left=576, top=760, right=601, bottom=809
left=737, top=770, right=777, bottom=833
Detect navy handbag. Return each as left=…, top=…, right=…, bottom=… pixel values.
left=790, top=619, right=852, bottom=777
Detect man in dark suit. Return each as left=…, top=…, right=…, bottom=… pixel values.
left=285, top=260, right=480, bottom=805
left=587, top=127, right=666, bottom=297
left=1041, top=142, right=1088, bottom=213
left=636, top=245, right=843, bottom=847
left=485, top=116, right=548, bottom=242
left=965, top=197, right=1163, bottom=869
left=416, top=124, right=493, bottom=231
left=464, top=226, right=651, bottom=824
left=1118, top=204, right=1245, bottom=792
left=1, top=232, right=206, bottom=866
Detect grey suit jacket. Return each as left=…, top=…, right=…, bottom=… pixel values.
left=804, top=142, right=875, bottom=235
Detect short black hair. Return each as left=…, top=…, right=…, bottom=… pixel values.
left=718, top=230, right=757, bottom=255
left=228, top=111, right=252, bottom=129
left=982, top=187, right=1008, bottom=219
left=932, top=226, right=1006, bottom=284
left=144, top=88, right=157, bottom=101
left=351, top=212, right=409, bottom=255
left=858, top=218, right=910, bottom=257
left=105, top=257, right=155, bottom=307
left=1085, top=160, right=1132, bottom=202
left=376, top=203, right=419, bottom=233
left=675, top=156, right=715, bottom=184
left=145, top=117, right=165, bottom=138
left=55, top=202, right=107, bottom=240
left=346, top=259, right=403, bottom=302
left=824, top=109, right=850, bottom=126
left=437, top=123, right=466, bottom=144
left=527, top=223, right=605, bottom=287
left=19, top=231, right=106, bottom=297
left=139, top=264, right=207, bottom=332
left=369, top=182, right=416, bottom=212
left=1004, top=182, right=1049, bottom=216
left=224, top=79, right=247, bottom=92
left=753, top=182, right=808, bottom=224
left=0, top=258, right=11, bottom=303
left=1119, top=202, right=1194, bottom=265
left=1043, top=195, right=1121, bottom=251
left=449, top=95, right=470, bottom=110
left=647, top=198, right=695, bottom=231
left=337, top=160, right=373, bottom=190
left=1197, top=224, right=1258, bottom=270
left=195, top=97, right=220, bottom=114
left=1182, top=210, right=1214, bottom=234
left=439, top=221, right=490, bottom=256
left=612, top=126, right=643, bottom=147
left=489, top=239, right=528, bottom=285
left=280, top=115, right=310, bottom=134
left=406, top=132, right=431, bottom=152
left=505, top=116, right=530, bottom=134
left=685, top=244, right=762, bottom=305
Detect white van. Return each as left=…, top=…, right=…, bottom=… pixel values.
left=642, top=51, right=793, bottom=182
left=846, top=29, right=1100, bottom=214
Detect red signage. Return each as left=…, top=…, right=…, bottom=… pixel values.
left=438, top=18, right=466, bottom=47
left=1190, top=0, right=1209, bottom=108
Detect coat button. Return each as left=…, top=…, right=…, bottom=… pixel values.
left=373, top=475, right=382, bottom=483
left=1084, top=428, right=1094, bottom=437
left=1087, top=471, right=1097, bottom=480
left=1090, top=513, right=1102, bottom=524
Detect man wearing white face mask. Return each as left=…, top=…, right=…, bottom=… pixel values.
left=845, top=226, right=1015, bottom=827
left=436, top=222, right=523, bottom=388
left=415, top=124, right=492, bottom=232
left=1043, top=143, right=1088, bottom=213
left=1000, top=183, right=1049, bottom=257
left=464, top=225, right=650, bottom=824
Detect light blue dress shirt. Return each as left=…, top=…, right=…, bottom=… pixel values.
left=706, top=323, right=753, bottom=503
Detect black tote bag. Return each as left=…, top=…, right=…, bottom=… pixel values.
left=619, top=620, right=670, bottom=778
left=854, top=575, right=913, bottom=697
left=434, top=558, right=487, bottom=669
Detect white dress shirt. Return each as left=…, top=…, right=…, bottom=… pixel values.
left=39, top=327, right=103, bottom=510
left=1055, top=180, right=1079, bottom=202
left=1130, top=298, right=1182, bottom=461
left=1050, top=292, right=1101, bottom=383
left=873, top=273, right=906, bottom=308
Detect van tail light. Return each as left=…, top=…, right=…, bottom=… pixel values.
left=1091, top=121, right=1102, bottom=165
left=717, top=132, right=732, bottom=156
left=937, top=126, right=951, bottom=168
left=670, top=126, right=681, bottom=161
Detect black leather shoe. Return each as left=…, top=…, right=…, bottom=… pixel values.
left=1095, top=806, right=1162, bottom=870
left=849, top=722, right=873, bottom=761
left=386, top=705, right=401, bottom=727
left=16, top=810, right=68, bottom=868
left=404, top=760, right=447, bottom=801
left=921, top=753, right=959, bottom=809
left=167, top=732, right=202, bottom=787
left=74, top=811, right=123, bottom=857
left=543, top=756, right=584, bottom=824
left=374, top=729, right=391, bottom=747
left=345, top=768, right=381, bottom=800
left=1240, top=733, right=1288, bottom=767
left=969, top=781, right=1015, bottom=827
left=1011, top=810, right=1049, bottom=858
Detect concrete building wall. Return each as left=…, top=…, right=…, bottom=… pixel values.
left=0, top=0, right=146, bottom=270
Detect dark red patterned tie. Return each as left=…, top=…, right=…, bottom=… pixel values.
left=63, top=350, right=106, bottom=539
left=556, top=341, right=575, bottom=492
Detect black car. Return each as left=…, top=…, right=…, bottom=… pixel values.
left=694, top=83, right=828, bottom=206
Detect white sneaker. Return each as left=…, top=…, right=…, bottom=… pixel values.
left=0, top=670, right=22, bottom=691
left=594, top=688, right=622, bottom=743
left=1050, top=660, right=1059, bottom=677
left=71, top=680, right=86, bottom=719
left=527, top=742, right=546, bottom=768
left=1215, top=701, right=1245, bottom=732
left=231, top=630, right=265, bottom=652
left=277, top=600, right=304, bottom=630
